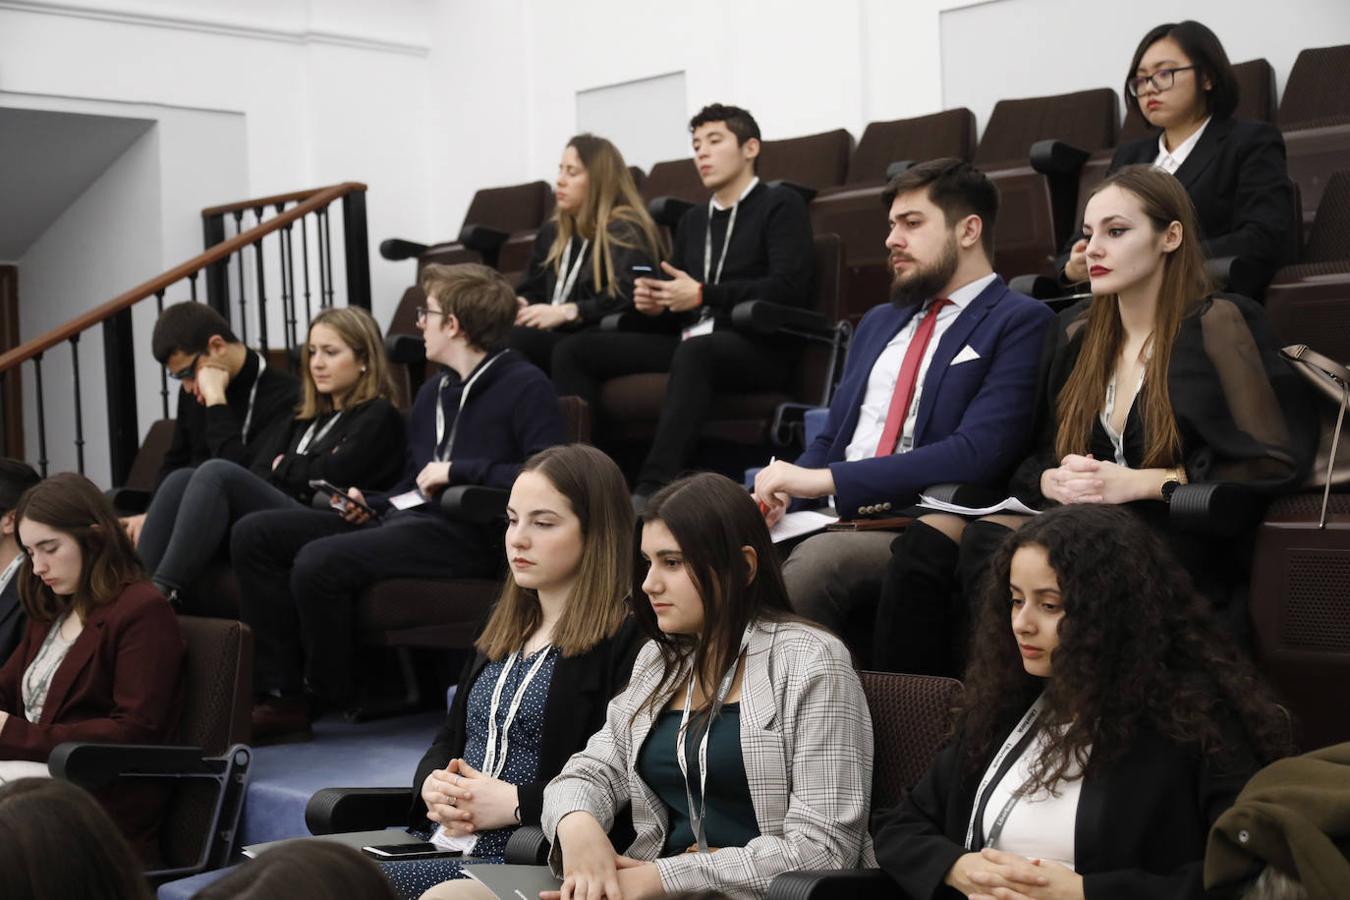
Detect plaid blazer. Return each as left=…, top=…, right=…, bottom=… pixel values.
left=542, top=618, right=877, bottom=899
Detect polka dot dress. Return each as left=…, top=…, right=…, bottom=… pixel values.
left=380, top=645, right=559, bottom=899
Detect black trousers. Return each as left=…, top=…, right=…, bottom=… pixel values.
left=553, top=328, right=794, bottom=488
left=507, top=324, right=587, bottom=377
left=230, top=506, right=495, bottom=703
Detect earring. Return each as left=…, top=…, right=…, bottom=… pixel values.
left=361, top=366, right=367, bottom=373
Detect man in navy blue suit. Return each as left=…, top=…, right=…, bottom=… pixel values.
left=753, top=158, right=1053, bottom=643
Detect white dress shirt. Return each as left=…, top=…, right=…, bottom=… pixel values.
left=1154, top=117, right=1211, bottom=174
left=981, top=728, right=1088, bottom=870
left=845, top=273, right=998, bottom=461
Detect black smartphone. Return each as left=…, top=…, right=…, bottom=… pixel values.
left=308, top=479, right=376, bottom=517
left=361, top=842, right=463, bottom=859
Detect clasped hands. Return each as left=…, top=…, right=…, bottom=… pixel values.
left=947, top=848, right=1084, bottom=900
left=1039, top=454, right=1148, bottom=506
left=633, top=262, right=701, bottom=316
left=420, top=758, right=520, bottom=837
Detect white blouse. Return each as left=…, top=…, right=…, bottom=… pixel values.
left=981, top=728, right=1089, bottom=869
left=22, top=614, right=77, bottom=724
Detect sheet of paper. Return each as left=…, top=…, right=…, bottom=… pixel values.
left=770, top=509, right=839, bottom=543
left=389, top=489, right=429, bottom=510
left=916, top=494, right=1041, bottom=517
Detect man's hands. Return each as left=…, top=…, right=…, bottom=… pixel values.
left=633, top=262, right=702, bottom=315
left=194, top=363, right=231, bottom=406
left=518, top=301, right=578, bottom=330
left=121, top=513, right=147, bottom=546
left=415, top=462, right=452, bottom=497
left=421, top=759, right=520, bottom=837
left=753, top=461, right=836, bottom=527
left=333, top=487, right=372, bottom=524
left=946, top=849, right=1084, bottom=900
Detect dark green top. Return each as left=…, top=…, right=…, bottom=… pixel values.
left=636, top=703, right=760, bottom=854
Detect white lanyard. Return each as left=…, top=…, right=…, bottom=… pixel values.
left=240, top=352, right=266, bottom=442
left=964, top=693, right=1048, bottom=850
left=702, top=177, right=758, bottom=287
left=434, top=352, right=502, bottom=462
left=676, top=626, right=752, bottom=853
left=551, top=238, right=590, bottom=305
left=294, top=411, right=343, bottom=455
left=0, top=553, right=24, bottom=596
left=481, top=645, right=554, bottom=779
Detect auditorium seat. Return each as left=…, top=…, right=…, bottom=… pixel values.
left=1266, top=171, right=1350, bottom=361
left=809, top=109, right=978, bottom=323
left=380, top=179, right=553, bottom=276
left=757, top=127, right=855, bottom=195
left=975, top=88, right=1119, bottom=279
left=639, top=157, right=706, bottom=206
left=1279, top=44, right=1350, bottom=232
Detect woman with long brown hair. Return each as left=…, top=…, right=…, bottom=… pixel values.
left=0, top=473, right=184, bottom=856
left=873, top=504, right=1291, bottom=899
left=509, top=133, right=665, bottom=374
left=872, top=164, right=1314, bottom=676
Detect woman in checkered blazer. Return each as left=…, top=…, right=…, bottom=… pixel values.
left=541, top=472, right=876, bottom=900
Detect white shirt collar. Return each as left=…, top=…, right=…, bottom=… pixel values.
left=712, top=176, right=760, bottom=211
left=0, top=552, right=24, bottom=594
left=940, top=272, right=999, bottom=311
left=1155, top=116, right=1211, bottom=174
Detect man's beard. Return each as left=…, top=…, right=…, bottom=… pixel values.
left=889, top=235, right=959, bottom=308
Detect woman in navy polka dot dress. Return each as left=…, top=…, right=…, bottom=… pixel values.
left=379, top=444, right=644, bottom=900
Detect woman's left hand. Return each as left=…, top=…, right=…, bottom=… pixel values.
left=968, top=850, right=1084, bottom=900
left=615, top=857, right=663, bottom=899
left=517, top=303, right=575, bottom=330
left=437, top=759, right=520, bottom=834
left=1078, top=458, right=1153, bottom=505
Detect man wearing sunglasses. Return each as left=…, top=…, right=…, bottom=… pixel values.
left=124, top=303, right=298, bottom=545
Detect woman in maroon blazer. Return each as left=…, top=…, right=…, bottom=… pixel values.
left=0, top=472, right=185, bottom=857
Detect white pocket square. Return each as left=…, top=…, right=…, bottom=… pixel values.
left=951, top=345, right=981, bottom=365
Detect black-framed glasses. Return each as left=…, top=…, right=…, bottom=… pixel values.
left=168, top=353, right=203, bottom=381
left=1127, top=65, right=1196, bottom=97
left=415, top=306, right=448, bottom=324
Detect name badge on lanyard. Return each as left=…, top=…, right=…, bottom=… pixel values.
left=676, top=625, right=753, bottom=853
left=551, top=238, right=590, bottom=305
left=964, top=692, right=1048, bottom=850
left=295, top=411, right=343, bottom=455
left=434, top=351, right=503, bottom=462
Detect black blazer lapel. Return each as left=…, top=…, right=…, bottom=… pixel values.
left=1171, top=117, right=1233, bottom=190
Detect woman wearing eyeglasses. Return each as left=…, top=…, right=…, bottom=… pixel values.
left=1061, top=20, right=1295, bottom=301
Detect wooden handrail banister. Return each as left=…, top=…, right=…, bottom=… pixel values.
left=0, top=181, right=366, bottom=372
left=201, top=182, right=366, bottom=218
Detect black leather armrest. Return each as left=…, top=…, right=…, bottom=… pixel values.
left=648, top=196, right=696, bottom=229
left=1204, top=256, right=1238, bottom=291
left=1168, top=482, right=1267, bottom=537
left=768, top=179, right=817, bottom=203
left=108, top=487, right=152, bottom=515
left=50, top=743, right=212, bottom=788
left=768, top=868, right=899, bottom=900
left=885, top=160, right=916, bottom=181
left=1030, top=139, right=1090, bottom=177
left=440, top=485, right=508, bottom=523
left=380, top=239, right=430, bottom=261
left=504, top=825, right=550, bottom=865
left=305, top=787, right=415, bottom=835
left=1009, top=274, right=1066, bottom=300
left=458, top=224, right=511, bottom=255
left=730, top=300, right=833, bottom=339
left=598, top=311, right=676, bottom=335
left=385, top=333, right=426, bottom=367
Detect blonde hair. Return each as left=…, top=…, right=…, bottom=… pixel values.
left=476, top=444, right=633, bottom=659
left=297, top=307, right=398, bottom=419
left=546, top=134, right=665, bottom=297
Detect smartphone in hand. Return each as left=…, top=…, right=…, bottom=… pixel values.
left=308, top=479, right=376, bottom=517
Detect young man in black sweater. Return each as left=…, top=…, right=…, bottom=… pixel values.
left=124, top=302, right=299, bottom=547
left=552, top=103, right=814, bottom=504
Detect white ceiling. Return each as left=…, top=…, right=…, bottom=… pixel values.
left=0, top=107, right=155, bottom=260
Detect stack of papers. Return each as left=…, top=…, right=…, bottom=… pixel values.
left=769, top=509, right=839, bottom=543
left=916, top=494, right=1041, bottom=516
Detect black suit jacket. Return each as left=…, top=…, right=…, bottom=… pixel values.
left=0, top=573, right=23, bottom=667
left=410, top=616, right=645, bottom=829
left=1105, top=118, right=1295, bottom=300
left=873, top=716, right=1260, bottom=900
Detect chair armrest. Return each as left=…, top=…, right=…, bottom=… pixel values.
left=50, top=742, right=220, bottom=787
left=730, top=300, right=834, bottom=340
left=380, top=239, right=430, bottom=261
left=768, top=868, right=899, bottom=900
left=1204, top=256, right=1238, bottom=291
left=504, top=825, right=550, bottom=865
left=386, top=333, right=427, bottom=367
left=108, top=487, right=152, bottom=515
left=458, top=224, right=511, bottom=256
left=440, top=485, right=508, bottom=523
left=1168, top=482, right=1268, bottom=537
left=885, top=160, right=916, bottom=181
left=1009, top=274, right=1067, bottom=301
left=770, top=402, right=817, bottom=447
left=768, top=179, right=817, bottom=203
left=1029, top=139, right=1090, bottom=177
left=598, top=311, right=676, bottom=334
left=648, top=196, right=696, bottom=229
left=305, top=787, right=416, bottom=835
left=920, top=483, right=1008, bottom=508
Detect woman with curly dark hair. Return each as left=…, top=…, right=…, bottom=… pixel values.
left=873, top=504, right=1290, bottom=900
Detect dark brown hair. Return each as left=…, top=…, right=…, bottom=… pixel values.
left=420, top=262, right=517, bottom=352
left=151, top=301, right=238, bottom=364
left=477, top=444, right=633, bottom=659
left=1055, top=164, right=1213, bottom=468
left=192, top=840, right=397, bottom=900
left=0, top=458, right=40, bottom=512
left=14, top=472, right=145, bottom=624
left=882, top=157, right=999, bottom=259
left=960, top=505, right=1291, bottom=792
left=0, top=778, right=152, bottom=900
left=634, top=473, right=797, bottom=721
left=1125, top=21, right=1239, bottom=121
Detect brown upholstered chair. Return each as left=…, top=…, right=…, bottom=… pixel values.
left=1266, top=172, right=1350, bottom=361
left=640, top=158, right=707, bottom=206
left=380, top=180, right=554, bottom=273
left=1279, top=44, right=1350, bottom=232
left=758, top=128, right=855, bottom=196
left=51, top=617, right=254, bottom=882
left=107, top=418, right=178, bottom=515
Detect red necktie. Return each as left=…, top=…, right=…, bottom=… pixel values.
left=874, top=298, right=951, bottom=457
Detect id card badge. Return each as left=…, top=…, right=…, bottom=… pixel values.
left=389, top=489, right=429, bottom=510
left=681, top=317, right=715, bottom=341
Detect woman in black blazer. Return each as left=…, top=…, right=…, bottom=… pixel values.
left=873, top=505, right=1291, bottom=900
left=379, top=444, right=644, bottom=900
left=1062, top=20, right=1295, bottom=300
